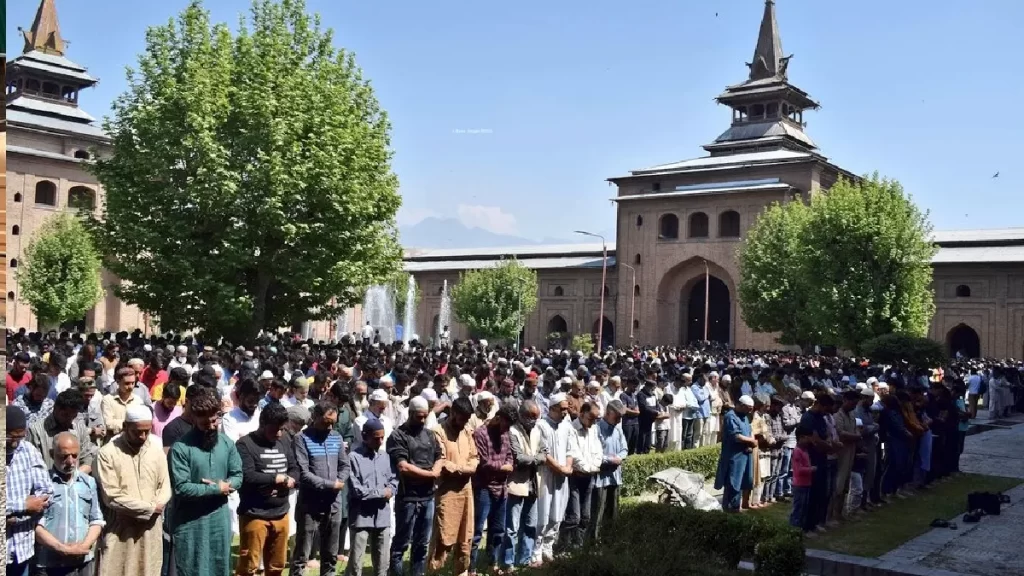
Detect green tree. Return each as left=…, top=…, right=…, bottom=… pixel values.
left=451, top=259, right=538, bottom=341
left=570, top=333, right=595, bottom=355
left=88, top=0, right=402, bottom=342
left=390, top=271, right=419, bottom=321
left=18, top=214, right=104, bottom=327
left=738, top=173, right=936, bottom=352
left=861, top=333, right=947, bottom=369
left=737, top=199, right=817, bottom=348
left=802, top=174, right=936, bottom=351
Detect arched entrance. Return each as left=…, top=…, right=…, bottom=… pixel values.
left=546, top=315, right=568, bottom=348
left=947, top=324, right=981, bottom=359
left=684, top=276, right=731, bottom=344
left=592, top=317, right=615, bottom=350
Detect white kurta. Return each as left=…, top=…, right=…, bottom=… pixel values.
left=221, top=407, right=260, bottom=536
left=537, top=415, right=572, bottom=527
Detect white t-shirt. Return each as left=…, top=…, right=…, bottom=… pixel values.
left=221, top=407, right=261, bottom=442
left=361, top=325, right=375, bottom=339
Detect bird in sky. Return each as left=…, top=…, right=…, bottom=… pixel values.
left=992, top=172, right=1000, bottom=178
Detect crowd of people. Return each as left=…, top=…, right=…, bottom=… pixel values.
left=5, top=328, right=1023, bottom=576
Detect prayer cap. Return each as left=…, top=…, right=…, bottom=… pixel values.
left=369, top=389, right=389, bottom=402
left=125, top=405, right=153, bottom=423
left=410, top=396, right=430, bottom=412
left=362, top=418, right=385, bottom=435
left=420, top=389, right=438, bottom=403
left=459, top=374, right=476, bottom=388
left=860, top=387, right=875, bottom=398
left=738, top=395, right=755, bottom=407
left=260, top=370, right=274, bottom=380
left=877, top=382, right=889, bottom=390
left=476, top=391, right=494, bottom=402
left=800, top=391, right=816, bottom=400
left=550, top=392, right=568, bottom=405
left=7, top=406, right=27, bottom=432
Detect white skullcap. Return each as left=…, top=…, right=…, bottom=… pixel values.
left=709, top=371, right=719, bottom=379
left=420, top=389, right=438, bottom=403
left=855, top=382, right=868, bottom=391
left=379, top=375, right=394, bottom=385
left=586, top=380, right=600, bottom=389
left=369, top=389, right=389, bottom=402
left=125, top=405, right=153, bottom=423
left=260, top=370, right=275, bottom=380
left=549, top=392, right=568, bottom=405
left=177, top=345, right=188, bottom=355
left=866, top=377, right=878, bottom=386
left=610, top=376, right=621, bottom=384
left=800, top=391, right=816, bottom=400
left=459, top=375, right=475, bottom=388
left=738, top=395, right=755, bottom=407
left=877, top=382, right=889, bottom=390
left=476, top=391, right=494, bottom=402
left=127, top=358, right=145, bottom=367
left=722, top=374, right=733, bottom=383
left=560, top=377, right=573, bottom=385
left=409, top=396, right=429, bottom=412
left=143, top=344, right=153, bottom=352
left=855, top=418, right=864, bottom=427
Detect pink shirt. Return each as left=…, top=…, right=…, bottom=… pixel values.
left=152, top=403, right=182, bottom=437
left=792, top=446, right=813, bottom=487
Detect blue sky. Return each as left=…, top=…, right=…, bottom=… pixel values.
left=9, top=0, right=1023, bottom=239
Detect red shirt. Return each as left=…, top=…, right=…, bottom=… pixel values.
left=141, top=367, right=169, bottom=394
left=792, top=446, right=813, bottom=487
left=6, top=370, right=32, bottom=403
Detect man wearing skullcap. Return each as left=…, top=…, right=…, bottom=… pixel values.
left=427, top=397, right=479, bottom=574
left=6, top=405, right=54, bottom=575
left=348, top=418, right=399, bottom=576
left=534, top=393, right=574, bottom=564
left=713, top=395, right=756, bottom=512
left=96, top=399, right=171, bottom=576
left=387, top=396, right=444, bottom=576
left=353, top=388, right=395, bottom=454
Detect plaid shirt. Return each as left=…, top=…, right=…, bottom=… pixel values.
left=5, top=441, right=53, bottom=564
left=766, top=412, right=786, bottom=457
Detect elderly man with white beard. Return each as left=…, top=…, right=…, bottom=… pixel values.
left=533, top=393, right=574, bottom=565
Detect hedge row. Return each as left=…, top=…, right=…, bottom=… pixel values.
left=620, top=443, right=722, bottom=497
left=531, top=503, right=804, bottom=576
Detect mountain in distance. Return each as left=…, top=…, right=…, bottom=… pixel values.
left=399, top=217, right=614, bottom=250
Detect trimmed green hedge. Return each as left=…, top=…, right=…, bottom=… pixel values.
left=620, top=444, right=722, bottom=497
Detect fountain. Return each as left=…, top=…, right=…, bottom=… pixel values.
left=402, top=275, right=417, bottom=350
left=336, top=309, right=349, bottom=342
left=363, top=285, right=396, bottom=344
left=438, top=279, right=452, bottom=342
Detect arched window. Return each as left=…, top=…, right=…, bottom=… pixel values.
left=7, top=292, right=14, bottom=302
left=634, top=285, right=641, bottom=297
left=554, top=286, right=564, bottom=297
left=25, top=79, right=41, bottom=92
left=955, top=284, right=971, bottom=298
left=10, top=259, right=18, bottom=269
left=635, top=214, right=643, bottom=227
left=689, top=212, right=709, bottom=238
left=603, top=285, right=611, bottom=297
left=35, top=180, right=58, bottom=206
left=658, top=214, right=679, bottom=239
left=634, top=254, right=641, bottom=265
left=633, top=319, right=640, bottom=329
left=14, top=193, right=23, bottom=202
left=719, top=210, right=741, bottom=237
left=42, top=82, right=60, bottom=96
left=68, top=186, right=97, bottom=211
left=74, top=150, right=91, bottom=160
left=12, top=225, right=20, bottom=236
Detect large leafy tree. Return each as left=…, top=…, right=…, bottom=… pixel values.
left=18, top=214, right=104, bottom=328
left=738, top=174, right=936, bottom=352
left=451, top=260, right=538, bottom=341
left=89, top=0, right=402, bottom=342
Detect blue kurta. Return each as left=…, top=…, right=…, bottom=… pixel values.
left=714, top=409, right=754, bottom=495
left=169, top=430, right=244, bottom=576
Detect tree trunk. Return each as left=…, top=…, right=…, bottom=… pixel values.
left=246, top=268, right=273, bottom=345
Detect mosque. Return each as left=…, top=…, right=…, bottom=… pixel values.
left=5, top=0, right=1023, bottom=358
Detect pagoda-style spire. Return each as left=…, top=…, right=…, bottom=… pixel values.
left=22, top=0, right=66, bottom=56
left=746, top=0, right=791, bottom=81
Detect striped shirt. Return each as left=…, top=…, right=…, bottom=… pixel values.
left=5, top=441, right=53, bottom=564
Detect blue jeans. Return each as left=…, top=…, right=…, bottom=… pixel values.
left=8, top=560, right=31, bottom=576
left=500, top=494, right=537, bottom=568
left=777, top=446, right=794, bottom=498
left=470, top=488, right=507, bottom=569
left=790, top=486, right=810, bottom=530
left=390, top=498, right=434, bottom=576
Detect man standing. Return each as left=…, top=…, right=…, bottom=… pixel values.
left=534, top=393, right=574, bottom=565
left=290, top=402, right=350, bottom=576
left=100, top=368, right=144, bottom=440
left=636, top=376, right=661, bottom=455
left=34, top=433, right=106, bottom=576
left=235, top=403, right=298, bottom=576
left=831, top=391, right=861, bottom=522
left=428, top=398, right=479, bottom=575
left=590, top=399, right=627, bottom=541
left=714, top=396, right=757, bottom=512
left=387, top=396, right=443, bottom=576
left=96, top=404, right=171, bottom=576
left=348, top=419, right=399, bottom=576
left=6, top=406, right=53, bottom=576
left=562, top=402, right=602, bottom=551
left=28, top=389, right=98, bottom=475
left=470, top=403, right=515, bottom=572
left=13, top=374, right=55, bottom=427
left=169, top=391, right=244, bottom=576
left=618, top=379, right=641, bottom=455
left=500, top=401, right=545, bottom=572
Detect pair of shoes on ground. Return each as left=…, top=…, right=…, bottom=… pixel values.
left=929, top=518, right=958, bottom=530
left=963, top=508, right=988, bottom=523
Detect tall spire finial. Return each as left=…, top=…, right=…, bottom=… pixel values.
left=22, top=0, right=66, bottom=56
left=746, top=0, right=790, bottom=81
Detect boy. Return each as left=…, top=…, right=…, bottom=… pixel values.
left=790, top=426, right=816, bottom=533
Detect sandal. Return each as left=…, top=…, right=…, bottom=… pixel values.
left=930, top=519, right=949, bottom=528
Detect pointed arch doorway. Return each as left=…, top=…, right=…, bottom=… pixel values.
left=947, top=324, right=981, bottom=359
left=684, top=276, right=731, bottom=344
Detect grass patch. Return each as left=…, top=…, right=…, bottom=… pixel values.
left=750, top=473, right=1021, bottom=558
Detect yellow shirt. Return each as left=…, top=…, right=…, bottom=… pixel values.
left=150, top=383, right=185, bottom=405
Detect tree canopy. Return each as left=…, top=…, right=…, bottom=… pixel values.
left=18, top=214, right=104, bottom=328
left=88, top=0, right=402, bottom=342
left=451, top=260, right=538, bottom=341
left=738, top=174, right=937, bottom=352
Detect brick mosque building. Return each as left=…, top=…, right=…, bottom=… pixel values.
left=5, top=0, right=1024, bottom=358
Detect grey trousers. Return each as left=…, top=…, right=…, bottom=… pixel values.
left=346, top=527, right=392, bottom=576
left=291, top=505, right=343, bottom=576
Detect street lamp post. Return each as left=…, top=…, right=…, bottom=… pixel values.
left=703, top=259, right=710, bottom=342
left=619, top=263, right=637, bottom=343
left=575, top=230, right=607, bottom=350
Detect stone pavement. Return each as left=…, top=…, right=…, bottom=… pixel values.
left=875, top=414, right=1024, bottom=576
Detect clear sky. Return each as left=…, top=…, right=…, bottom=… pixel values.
left=8, top=0, right=1023, bottom=239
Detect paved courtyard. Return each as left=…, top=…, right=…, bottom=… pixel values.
left=884, top=414, right=1024, bottom=576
